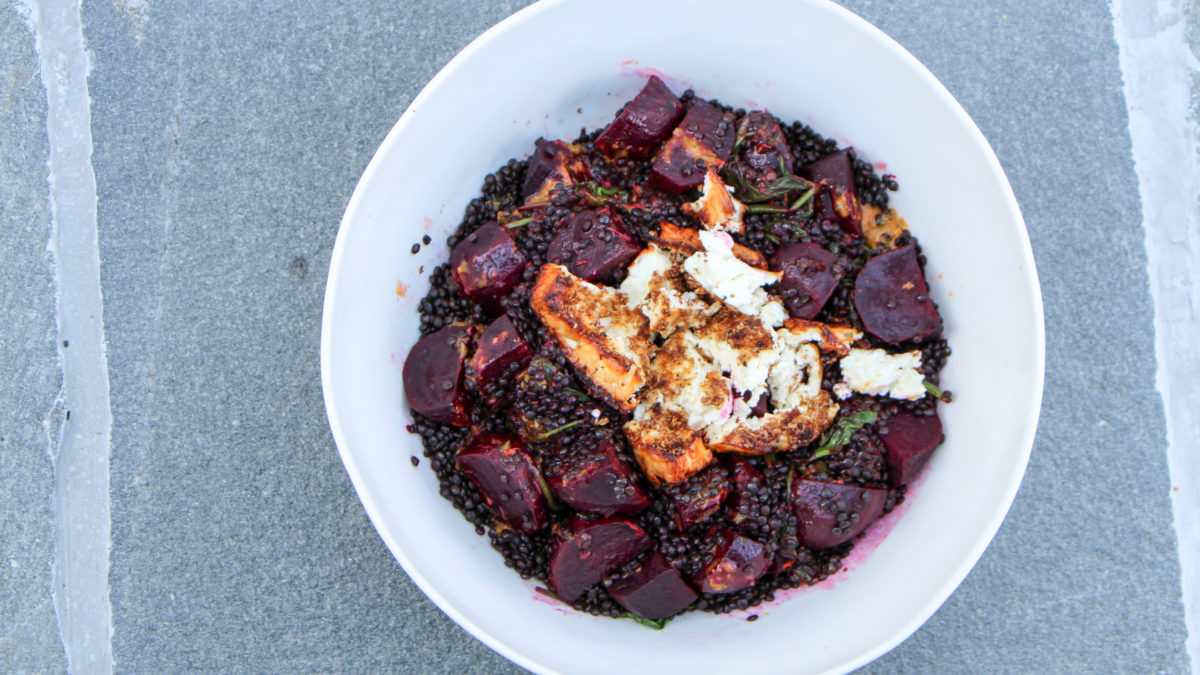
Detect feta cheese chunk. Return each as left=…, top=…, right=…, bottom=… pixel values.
left=683, top=230, right=786, bottom=327
left=838, top=348, right=926, bottom=400
left=620, top=245, right=715, bottom=339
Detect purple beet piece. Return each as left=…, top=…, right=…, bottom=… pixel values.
left=596, top=76, right=685, bottom=160
left=732, top=111, right=793, bottom=190
left=853, top=244, right=943, bottom=344
left=770, top=242, right=846, bottom=320
left=469, top=315, right=533, bottom=408
left=609, top=552, right=698, bottom=620
left=545, top=207, right=640, bottom=283
left=648, top=101, right=736, bottom=193
left=457, top=431, right=549, bottom=533
left=449, top=221, right=528, bottom=314
left=799, top=148, right=858, bottom=195
left=549, top=517, right=652, bottom=602
left=545, top=439, right=651, bottom=516
left=403, top=322, right=476, bottom=426
left=522, top=139, right=590, bottom=203
left=692, top=528, right=770, bottom=594
left=803, top=149, right=862, bottom=238
left=791, top=478, right=887, bottom=550
left=667, top=465, right=729, bottom=531
left=723, top=456, right=764, bottom=527
left=881, top=408, right=944, bottom=486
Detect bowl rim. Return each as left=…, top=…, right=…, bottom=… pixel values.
left=321, top=0, right=1046, bottom=672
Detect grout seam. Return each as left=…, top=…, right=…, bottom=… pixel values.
left=19, top=0, right=116, bottom=672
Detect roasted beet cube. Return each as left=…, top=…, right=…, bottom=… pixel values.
left=853, top=244, right=943, bottom=344
left=523, top=139, right=590, bottom=205
left=666, top=465, right=730, bottom=531
left=692, top=528, right=770, bottom=594
left=403, top=322, right=476, bottom=425
left=881, top=407, right=944, bottom=486
left=800, top=148, right=858, bottom=194
left=596, top=76, right=685, bottom=160
left=791, top=478, right=887, bottom=550
left=549, top=517, right=652, bottom=602
left=544, top=440, right=650, bottom=516
left=731, top=111, right=793, bottom=190
left=609, top=552, right=697, bottom=620
left=457, top=431, right=549, bottom=533
left=449, top=221, right=528, bottom=314
left=649, top=101, right=736, bottom=193
left=468, top=315, right=533, bottom=408
left=545, top=207, right=640, bottom=283
left=770, top=242, right=846, bottom=320
left=803, top=149, right=862, bottom=238
left=723, top=456, right=764, bottom=526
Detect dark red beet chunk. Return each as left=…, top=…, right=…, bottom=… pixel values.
left=800, top=148, right=857, bottom=193
left=692, top=528, right=770, bottom=594
left=545, top=207, right=640, bottom=283
left=723, top=456, right=764, bottom=526
left=522, top=139, right=589, bottom=203
left=881, top=408, right=944, bottom=486
left=449, top=221, right=528, bottom=314
left=667, top=466, right=729, bottom=531
left=457, top=432, right=549, bottom=533
left=469, top=315, right=532, bottom=408
left=403, top=322, right=475, bottom=425
left=648, top=101, right=736, bottom=193
left=609, top=552, right=698, bottom=620
left=770, top=242, right=846, bottom=320
left=596, top=76, right=685, bottom=160
left=545, top=439, right=650, bottom=516
left=853, top=244, right=943, bottom=344
left=791, top=478, right=887, bottom=550
left=732, top=111, right=793, bottom=190
left=549, top=517, right=652, bottom=602
left=803, top=149, right=862, bottom=238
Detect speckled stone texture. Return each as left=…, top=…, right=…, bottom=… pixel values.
left=0, top=4, right=67, bottom=673
left=2, top=0, right=1178, bottom=672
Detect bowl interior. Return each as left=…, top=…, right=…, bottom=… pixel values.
left=321, top=0, right=1044, bottom=672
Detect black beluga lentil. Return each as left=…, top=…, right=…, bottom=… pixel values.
left=405, top=77, right=949, bottom=625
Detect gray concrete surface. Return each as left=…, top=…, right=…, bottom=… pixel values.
left=0, top=3, right=67, bottom=672
left=1, top=0, right=1191, bottom=672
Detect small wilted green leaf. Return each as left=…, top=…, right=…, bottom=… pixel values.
left=811, top=411, right=878, bottom=459
left=923, top=381, right=944, bottom=398
left=620, top=613, right=673, bottom=630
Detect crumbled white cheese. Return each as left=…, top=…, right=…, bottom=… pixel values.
left=620, top=246, right=673, bottom=306
left=838, top=348, right=926, bottom=400
left=693, top=329, right=778, bottom=404
left=683, top=230, right=785, bottom=327
left=768, top=342, right=822, bottom=409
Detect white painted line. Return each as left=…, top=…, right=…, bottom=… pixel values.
left=19, top=0, right=115, bottom=672
left=1112, top=0, right=1200, bottom=667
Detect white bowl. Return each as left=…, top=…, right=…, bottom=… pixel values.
left=321, top=0, right=1044, bottom=672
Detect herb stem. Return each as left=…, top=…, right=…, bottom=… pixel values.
left=505, top=216, right=533, bottom=229
left=535, top=419, right=582, bottom=441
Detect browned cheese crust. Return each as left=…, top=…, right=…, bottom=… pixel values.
left=649, top=222, right=767, bottom=268
left=530, top=264, right=651, bottom=412
left=623, top=404, right=713, bottom=485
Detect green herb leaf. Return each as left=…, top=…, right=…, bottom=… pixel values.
left=785, top=464, right=795, bottom=496
left=923, top=381, right=944, bottom=398
left=565, top=386, right=591, bottom=401
left=534, top=419, right=582, bottom=441
left=764, top=233, right=781, bottom=245
left=504, top=216, right=533, bottom=229
left=620, top=612, right=673, bottom=630
left=811, top=411, right=878, bottom=459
